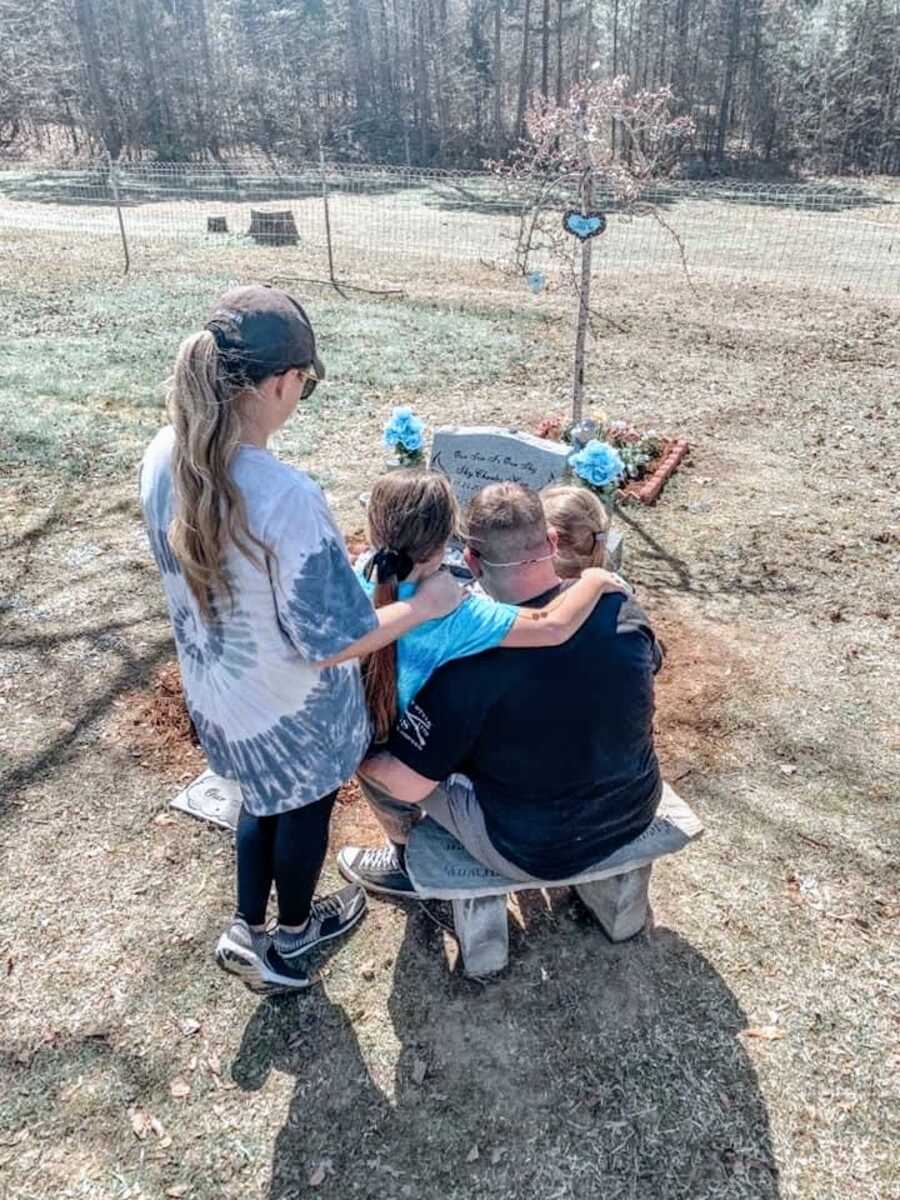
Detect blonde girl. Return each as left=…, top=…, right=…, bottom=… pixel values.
left=541, top=483, right=611, bottom=578
left=140, top=285, right=460, bottom=994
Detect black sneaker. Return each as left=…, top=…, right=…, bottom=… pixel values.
left=337, top=844, right=417, bottom=898
left=273, top=884, right=368, bottom=962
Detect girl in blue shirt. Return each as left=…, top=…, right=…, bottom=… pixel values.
left=359, top=469, right=624, bottom=741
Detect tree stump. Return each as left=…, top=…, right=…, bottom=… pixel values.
left=207, top=215, right=228, bottom=233
left=247, top=209, right=299, bottom=246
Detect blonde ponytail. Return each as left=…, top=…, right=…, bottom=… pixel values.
left=540, top=484, right=610, bottom=578
left=166, top=330, right=270, bottom=618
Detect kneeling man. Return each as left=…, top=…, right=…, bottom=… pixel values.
left=338, top=482, right=663, bottom=894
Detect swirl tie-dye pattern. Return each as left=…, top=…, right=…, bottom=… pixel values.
left=140, top=427, right=378, bottom=816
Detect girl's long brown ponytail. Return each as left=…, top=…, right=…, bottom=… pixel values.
left=365, top=574, right=401, bottom=743
left=362, top=470, right=457, bottom=742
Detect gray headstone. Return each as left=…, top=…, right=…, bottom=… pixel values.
left=171, top=769, right=241, bottom=832
left=430, top=425, right=571, bottom=506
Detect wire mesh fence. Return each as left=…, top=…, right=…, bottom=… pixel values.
left=1, top=160, right=897, bottom=299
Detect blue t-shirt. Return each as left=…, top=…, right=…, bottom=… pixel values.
left=358, top=574, right=517, bottom=711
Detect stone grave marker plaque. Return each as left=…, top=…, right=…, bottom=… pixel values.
left=171, top=769, right=241, bottom=832
left=430, top=425, right=571, bottom=505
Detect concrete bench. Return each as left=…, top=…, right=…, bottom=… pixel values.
left=405, top=783, right=703, bottom=977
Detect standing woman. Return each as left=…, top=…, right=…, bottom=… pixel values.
left=140, top=285, right=459, bottom=993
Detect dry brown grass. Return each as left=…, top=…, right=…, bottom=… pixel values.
left=1, top=229, right=898, bottom=1200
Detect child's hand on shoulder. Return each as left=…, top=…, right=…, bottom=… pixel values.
left=581, top=567, right=631, bottom=596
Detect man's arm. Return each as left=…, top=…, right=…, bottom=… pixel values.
left=358, top=751, right=438, bottom=805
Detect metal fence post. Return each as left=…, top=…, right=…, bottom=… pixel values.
left=318, top=143, right=346, bottom=297
left=106, top=153, right=131, bottom=275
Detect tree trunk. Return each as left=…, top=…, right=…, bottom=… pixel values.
left=715, top=0, right=742, bottom=164
left=347, top=0, right=374, bottom=119
left=611, top=0, right=619, bottom=154
left=414, top=4, right=431, bottom=160
left=72, top=0, right=122, bottom=157
left=515, top=0, right=533, bottom=140
left=541, top=0, right=551, bottom=97
left=494, top=0, right=504, bottom=155
left=556, top=0, right=564, bottom=104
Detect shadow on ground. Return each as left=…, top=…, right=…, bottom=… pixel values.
left=233, top=906, right=779, bottom=1200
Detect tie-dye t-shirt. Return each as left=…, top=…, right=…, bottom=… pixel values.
left=357, top=573, right=517, bottom=712
left=140, top=426, right=378, bottom=816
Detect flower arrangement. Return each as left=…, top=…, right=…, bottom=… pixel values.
left=604, top=421, right=663, bottom=480
left=535, top=411, right=666, bottom=484
left=383, top=406, right=426, bottom=467
left=568, top=440, right=626, bottom=504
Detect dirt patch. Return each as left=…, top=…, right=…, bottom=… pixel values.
left=111, top=660, right=204, bottom=782
left=650, top=606, right=748, bottom=778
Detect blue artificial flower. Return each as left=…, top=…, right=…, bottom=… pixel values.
left=383, top=406, right=425, bottom=453
left=568, top=439, right=625, bottom=490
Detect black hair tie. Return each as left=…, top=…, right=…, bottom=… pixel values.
left=364, top=547, right=414, bottom=585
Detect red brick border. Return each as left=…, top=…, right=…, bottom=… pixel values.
left=620, top=438, right=690, bottom=506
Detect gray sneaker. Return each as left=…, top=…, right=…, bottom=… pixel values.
left=215, top=918, right=271, bottom=989
left=337, top=844, right=417, bottom=898
left=273, top=884, right=368, bottom=962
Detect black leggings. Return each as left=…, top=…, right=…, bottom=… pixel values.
left=235, top=791, right=338, bottom=928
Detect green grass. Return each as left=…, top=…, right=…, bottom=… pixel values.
left=0, top=275, right=536, bottom=481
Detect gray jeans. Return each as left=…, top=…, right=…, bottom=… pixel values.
left=357, top=771, right=538, bottom=883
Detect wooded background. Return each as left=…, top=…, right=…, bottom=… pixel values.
left=1, top=0, right=898, bottom=175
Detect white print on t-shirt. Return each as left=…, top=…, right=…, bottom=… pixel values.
left=398, top=702, right=432, bottom=751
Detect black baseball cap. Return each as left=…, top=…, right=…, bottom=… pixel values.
left=205, top=284, right=325, bottom=396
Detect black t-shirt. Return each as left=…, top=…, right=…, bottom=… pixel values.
left=388, top=585, right=663, bottom=880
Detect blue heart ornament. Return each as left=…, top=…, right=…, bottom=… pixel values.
left=563, top=210, right=607, bottom=241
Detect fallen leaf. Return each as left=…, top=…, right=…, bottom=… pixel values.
left=129, top=1106, right=150, bottom=1139
left=411, top=1057, right=427, bottom=1086
left=179, top=1019, right=201, bottom=1037
left=466, top=1145, right=480, bottom=1163
left=166, top=1186, right=189, bottom=1198
left=743, top=1026, right=785, bottom=1041
left=308, top=1164, right=327, bottom=1187
left=169, top=1076, right=191, bottom=1100
left=83, top=1027, right=111, bottom=1042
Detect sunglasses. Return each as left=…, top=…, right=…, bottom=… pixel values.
left=277, top=364, right=319, bottom=400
